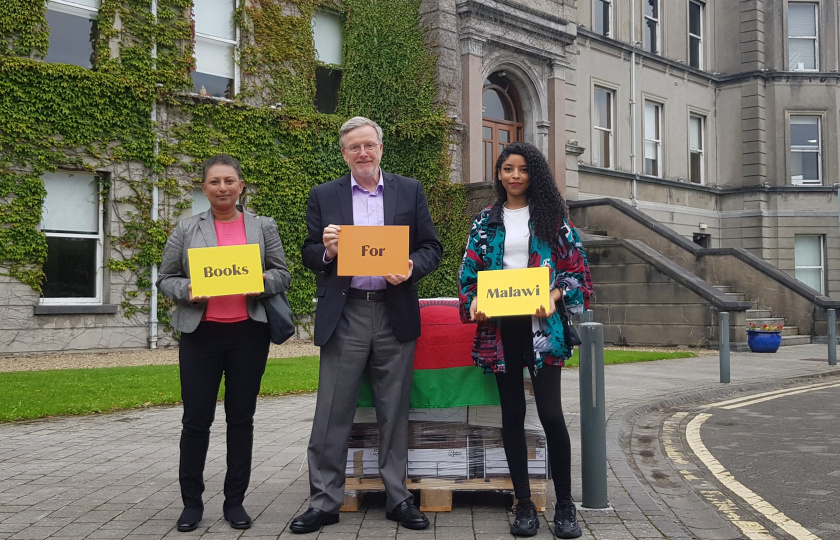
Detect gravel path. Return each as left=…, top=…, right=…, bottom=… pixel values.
left=0, top=340, right=321, bottom=372
left=0, top=340, right=712, bottom=373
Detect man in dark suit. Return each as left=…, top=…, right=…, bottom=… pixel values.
left=290, top=117, right=443, bottom=533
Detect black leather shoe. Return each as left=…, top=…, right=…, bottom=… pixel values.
left=385, top=499, right=429, bottom=530
left=290, top=507, right=339, bottom=534
left=223, top=505, right=252, bottom=530
left=176, top=507, right=203, bottom=532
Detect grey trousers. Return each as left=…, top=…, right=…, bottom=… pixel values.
left=307, top=297, right=416, bottom=513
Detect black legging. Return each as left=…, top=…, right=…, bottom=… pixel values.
left=178, top=318, right=270, bottom=511
left=496, top=315, right=572, bottom=503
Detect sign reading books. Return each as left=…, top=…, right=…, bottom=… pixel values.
left=188, top=244, right=264, bottom=297
left=476, top=267, right=551, bottom=317
left=337, top=225, right=410, bottom=276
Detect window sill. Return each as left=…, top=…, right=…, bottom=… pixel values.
left=34, top=305, right=119, bottom=315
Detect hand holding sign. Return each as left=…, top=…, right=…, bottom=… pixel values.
left=476, top=267, right=551, bottom=317
left=336, top=225, right=410, bottom=276
left=188, top=244, right=265, bottom=297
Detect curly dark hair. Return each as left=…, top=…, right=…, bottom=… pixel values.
left=494, top=142, right=566, bottom=243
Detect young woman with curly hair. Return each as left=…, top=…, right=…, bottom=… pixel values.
left=458, top=142, right=593, bottom=538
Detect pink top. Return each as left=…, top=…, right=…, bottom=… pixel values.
left=202, top=214, right=250, bottom=323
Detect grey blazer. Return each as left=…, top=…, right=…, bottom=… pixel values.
left=157, top=207, right=291, bottom=333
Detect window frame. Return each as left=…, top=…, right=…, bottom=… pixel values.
left=788, top=2, right=819, bottom=71
left=45, top=0, right=100, bottom=68
left=592, top=85, right=615, bottom=169
left=192, top=0, right=239, bottom=99
left=594, top=0, right=612, bottom=38
left=643, top=0, right=661, bottom=54
left=794, top=234, right=825, bottom=294
left=688, top=113, right=705, bottom=184
left=312, top=10, right=343, bottom=114
left=688, top=0, right=704, bottom=69
left=789, top=114, right=822, bottom=186
left=643, top=100, right=663, bottom=177
left=39, top=170, right=105, bottom=306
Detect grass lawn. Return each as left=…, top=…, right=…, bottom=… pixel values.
left=0, top=350, right=696, bottom=423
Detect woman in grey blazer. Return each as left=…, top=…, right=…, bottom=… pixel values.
left=157, top=154, right=290, bottom=533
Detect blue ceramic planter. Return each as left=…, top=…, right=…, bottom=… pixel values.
left=747, top=330, right=782, bottom=353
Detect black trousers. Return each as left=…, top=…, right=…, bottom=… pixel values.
left=178, top=318, right=270, bottom=510
left=495, top=315, right=573, bottom=503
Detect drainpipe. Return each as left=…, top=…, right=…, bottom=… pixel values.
left=149, top=0, right=160, bottom=349
left=630, top=0, right=639, bottom=207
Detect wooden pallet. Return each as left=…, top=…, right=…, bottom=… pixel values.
left=342, top=477, right=546, bottom=512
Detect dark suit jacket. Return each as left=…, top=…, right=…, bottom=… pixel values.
left=301, top=172, right=443, bottom=346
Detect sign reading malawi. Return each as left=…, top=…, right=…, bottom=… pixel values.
left=357, top=298, right=500, bottom=408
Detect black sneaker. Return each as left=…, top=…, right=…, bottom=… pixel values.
left=553, top=500, right=581, bottom=538
left=510, top=499, right=539, bottom=536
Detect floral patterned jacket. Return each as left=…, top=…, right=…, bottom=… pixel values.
left=458, top=204, right=593, bottom=373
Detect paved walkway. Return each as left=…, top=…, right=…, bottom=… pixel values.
left=1, top=344, right=838, bottom=539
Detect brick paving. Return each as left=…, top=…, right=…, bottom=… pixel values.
left=1, top=344, right=838, bottom=539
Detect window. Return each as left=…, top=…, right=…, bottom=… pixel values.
left=312, top=11, right=343, bottom=114
left=191, top=186, right=210, bottom=216
left=789, top=3, right=818, bottom=70
left=689, top=114, right=704, bottom=184
left=790, top=115, right=821, bottom=185
left=45, top=0, right=99, bottom=68
left=688, top=1, right=703, bottom=69
left=644, top=0, right=660, bottom=54
left=482, top=74, right=523, bottom=182
left=644, top=101, right=662, bottom=176
left=795, top=235, right=825, bottom=294
left=593, top=87, right=614, bottom=168
left=40, top=171, right=103, bottom=303
left=192, top=0, right=236, bottom=99
left=594, top=0, right=612, bottom=37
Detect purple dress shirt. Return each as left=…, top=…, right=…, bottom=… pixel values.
left=323, top=171, right=387, bottom=291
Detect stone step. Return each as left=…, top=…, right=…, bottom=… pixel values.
left=781, top=334, right=811, bottom=346
left=746, top=309, right=773, bottom=319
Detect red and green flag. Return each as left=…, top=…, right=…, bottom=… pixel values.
left=357, top=299, right=500, bottom=408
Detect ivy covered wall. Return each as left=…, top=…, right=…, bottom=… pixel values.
left=0, top=0, right=468, bottom=350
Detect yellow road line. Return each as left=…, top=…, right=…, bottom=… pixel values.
left=720, top=382, right=840, bottom=410
left=706, top=380, right=840, bottom=409
left=686, top=413, right=821, bottom=540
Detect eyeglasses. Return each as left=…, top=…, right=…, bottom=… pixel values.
left=344, top=143, right=380, bottom=154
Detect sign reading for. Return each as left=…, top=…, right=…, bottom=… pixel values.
left=188, top=244, right=264, bottom=297
left=337, top=225, right=409, bottom=276
left=476, top=267, right=551, bottom=317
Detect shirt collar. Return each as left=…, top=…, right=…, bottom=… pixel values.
left=350, top=170, right=384, bottom=195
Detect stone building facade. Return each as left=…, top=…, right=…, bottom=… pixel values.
left=2, top=0, right=838, bottom=354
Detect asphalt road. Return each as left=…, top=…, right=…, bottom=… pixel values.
left=699, top=381, right=840, bottom=539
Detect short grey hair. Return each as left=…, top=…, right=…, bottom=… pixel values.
left=202, top=154, right=243, bottom=183
left=339, top=117, right=383, bottom=148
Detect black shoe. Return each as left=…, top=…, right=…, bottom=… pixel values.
left=510, top=498, right=539, bottom=536
left=385, top=499, right=429, bottom=530
left=290, top=507, right=339, bottom=534
left=223, top=505, right=252, bottom=530
left=553, top=500, right=582, bottom=538
left=176, top=507, right=203, bottom=532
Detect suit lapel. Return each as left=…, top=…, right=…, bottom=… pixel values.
left=383, top=172, right=396, bottom=225
left=337, top=175, right=354, bottom=224
left=197, top=211, right=218, bottom=247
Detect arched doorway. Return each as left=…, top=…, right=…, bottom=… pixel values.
left=482, top=73, right=524, bottom=182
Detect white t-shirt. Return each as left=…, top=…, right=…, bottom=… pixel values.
left=502, top=205, right=530, bottom=270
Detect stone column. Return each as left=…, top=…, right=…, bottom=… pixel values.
left=547, top=62, right=567, bottom=193
left=461, top=38, right=484, bottom=184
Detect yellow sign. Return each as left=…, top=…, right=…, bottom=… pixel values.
left=337, top=225, right=410, bottom=276
left=188, top=244, right=264, bottom=297
left=476, top=267, right=551, bottom=317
